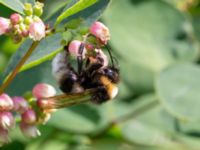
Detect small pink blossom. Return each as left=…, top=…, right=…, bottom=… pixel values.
left=21, top=109, right=36, bottom=124
left=0, top=94, right=14, bottom=111
left=10, top=13, right=22, bottom=25
left=28, top=20, right=45, bottom=41
left=0, top=112, right=15, bottom=130
left=68, top=40, right=86, bottom=58
left=12, top=97, right=28, bottom=114
left=0, top=17, right=10, bottom=35
left=32, top=83, right=56, bottom=99
left=20, top=122, right=41, bottom=138
left=89, top=21, right=110, bottom=44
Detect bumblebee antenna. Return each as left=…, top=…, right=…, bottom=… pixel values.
left=105, top=44, right=114, bottom=67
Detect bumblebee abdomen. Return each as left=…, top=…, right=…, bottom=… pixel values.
left=91, top=76, right=119, bottom=104
left=91, top=87, right=110, bottom=104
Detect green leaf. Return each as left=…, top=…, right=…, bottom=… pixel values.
left=117, top=96, right=194, bottom=149
left=156, top=63, right=200, bottom=121
left=48, top=105, right=101, bottom=134
left=3, top=34, right=62, bottom=80
left=20, top=0, right=34, bottom=4
left=5, top=61, right=59, bottom=96
left=59, top=0, right=111, bottom=27
left=0, top=0, right=24, bottom=14
left=42, top=0, right=70, bottom=21
left=55, top=0, right=98, bottom=26
left=103, top=0, right=199, bottom=95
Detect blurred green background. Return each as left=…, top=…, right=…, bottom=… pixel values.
left=2, top=0, right=200, bottom=149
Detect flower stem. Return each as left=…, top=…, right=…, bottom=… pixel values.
left=0, top=41, right=40, bottom=94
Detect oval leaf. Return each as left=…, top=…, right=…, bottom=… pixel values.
left=156, top=63, right=200, bottom=121
left=0, top=0, right=24, bottom=14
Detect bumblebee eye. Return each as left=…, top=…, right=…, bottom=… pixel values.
left=104, top=67, right=119, bottom=84
left=105, top=68, right=114, bottom=78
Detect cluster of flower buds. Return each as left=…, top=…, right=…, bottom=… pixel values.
left=0, top=83, right=56, bottom=144
left=0, top=94, right=15, bottom=144
left=0, top=2, right=45, bottom=43
left=67, top=21, right=110, bottom=66
left=33, top=83, right=57, bottom=124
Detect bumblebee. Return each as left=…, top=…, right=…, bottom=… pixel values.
left=52, top=45, right=120, bottom=104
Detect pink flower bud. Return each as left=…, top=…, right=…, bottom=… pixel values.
left=20, top=122, right=41, bottom=138
left=28, top=20, right=45, bottom=41
left=89, top=21, right=110, bottom=44
left=0, top=17, right=10, bottom=35
left=22, top=30, right=29, bottom=37
left=21, top=109, right=36, bottom=124
left=12, top=97, right=28, bottom=113
left=10, top=13, right=22, bottom=25
left=0, top=112, right=15, bottom=130
left=0, top=128, right=9, bottom=144
left=32, top=83, right=56, bottom=99
left=68, top=40, right=86, bottom=58
left=0, top=94, right=14, bottom=111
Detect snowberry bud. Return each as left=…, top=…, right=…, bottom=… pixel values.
left=24, top=3, right=33, bottom=16
left=24, top=16, right=33, bottom=25
left=0, top=128, right=9, bottom=144
left=28, top=19, right=45, bottom=41
left=33, top=2, right=44, bottom=17
left=18, top=23, right=29, bottom=37
left=32, top=83, right=56, bottom=99
left=0, top=112, right=15, bottom=130
left=68, top=40, right=86, bottom=58
left=12, top=97, right=28, bottom=113
left=89, top=21, right=110, bottom=44
left=21, top=109, right=36, bottom=124
left=0, top=17, right=10, bottom=35
left=0, top=94, right=13, bottom=111
left=10, top=13, right=22, bottom=25
left=20, top=122, right=41, bottom=138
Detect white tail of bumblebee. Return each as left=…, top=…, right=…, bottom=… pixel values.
left=52, top=51, right=69, bottom=81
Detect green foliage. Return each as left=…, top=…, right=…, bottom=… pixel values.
left=0, top=0, right=24, bottom=14
left=156, top=63, right=200, bottom=121
left=55, top=0, right=98, bottom=26
left=1, top=0, right=200, bottom=150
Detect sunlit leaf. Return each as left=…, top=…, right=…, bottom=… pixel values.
left=55, top=0, right=98, bottom=26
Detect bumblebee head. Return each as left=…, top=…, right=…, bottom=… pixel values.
left=103, top=66, right=120, bottom=84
